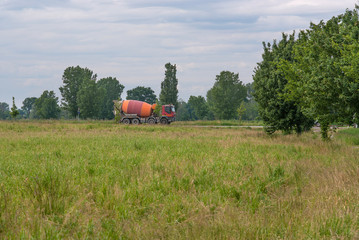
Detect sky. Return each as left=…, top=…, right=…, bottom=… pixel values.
left=0, top=0, right=357, bottom=107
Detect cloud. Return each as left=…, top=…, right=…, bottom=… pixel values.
left=0, top=0, right=357, bottom=106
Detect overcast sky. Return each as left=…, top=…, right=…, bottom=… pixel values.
left=0, top=0, right=357, bottom=106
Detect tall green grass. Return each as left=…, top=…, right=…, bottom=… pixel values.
left=336, top=128, right=359, bottom=145
left=173, top=119, right=263, bottom=126
left=0, top=121, right=358, bottom=239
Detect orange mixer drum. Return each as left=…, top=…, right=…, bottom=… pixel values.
left=121, top=100, right=153, bottom=118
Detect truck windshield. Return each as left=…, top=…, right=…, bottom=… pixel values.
left=171, top=106, right=175, bottom=112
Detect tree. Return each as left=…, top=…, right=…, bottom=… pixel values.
left=237, top=102, right=246, bottom=121
left=77, top=78, right=105, bottom=119
left=187, top=95, right=208, bottom=120
left=281, top=7, right=359, bottom=138
left=10, top=97, right=19, bottom=119
left=206, top=71, right=246, bottom=120
left=34, top=91, right=60, bottom=119
left=153, top=100, right=162, bottom=116
left=253, top=33, right=313, bottom=135
left=242, top=101, right=259, bottom=121
left=21, top=97, right=37, bottom=119
left=176, top=100, right=190, bottom=121
left=127, top=86, right=157, bottom=104
left=59, top=66, right=97, bottom=118
left=97, top=77, right=125, bottom=119
left=159, top=63, right=178, bottom=108
left=0, top=102, right=10, bottom=120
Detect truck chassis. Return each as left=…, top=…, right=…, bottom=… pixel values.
left=120, top=114, right=174, bottom=125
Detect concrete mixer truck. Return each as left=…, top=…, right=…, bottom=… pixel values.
left=113, top=100, right=176, bottom=125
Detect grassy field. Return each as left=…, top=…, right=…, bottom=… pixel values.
left=0, top=121, right=359, bottom=239
left=173, top=119, right=263, bottom=126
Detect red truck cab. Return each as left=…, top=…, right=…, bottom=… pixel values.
left=160, top=104, right=176, bottom=124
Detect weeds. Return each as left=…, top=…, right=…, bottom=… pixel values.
left=0, top=121, right=358, bottom=238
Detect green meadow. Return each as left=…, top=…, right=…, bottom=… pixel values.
left=0, top=121, right=359, bottom=239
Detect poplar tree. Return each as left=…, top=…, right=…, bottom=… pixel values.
left=159, top=63, right=178, bottom=108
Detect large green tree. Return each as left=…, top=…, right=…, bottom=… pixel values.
left=253, top=33, right=313, bottom=134
left=34, top=91, right=60, bottom=119
left=77, top=78, right=105, bottom=119
left=206, top=71, right=246, bottom=120
left=176, top=100, right=190, bottom=121
left=0, top=102, right=10, bottom=120
left=187, top=95, right=208, bottom=120
left=127, top=86, right=157, bottom=104
left=159, top=63, right=178, bottom=108
left=21, top=97, right=37, bottom=119
left=59, top=66, right=97, bottom=118
left=281, top=7, right=359, bottom=138
left=97, top=77, right=124, bottom=119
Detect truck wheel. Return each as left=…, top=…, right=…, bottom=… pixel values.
left=132, top=118, right=140, bottom=125
left=122, top=118, right=130, bottom=124
left=160, top=118, right=168, bottom=125
left=148, top=118, right=156, bottom=125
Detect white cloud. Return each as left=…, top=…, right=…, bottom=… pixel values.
left=0, top=0, right=357, bottom=106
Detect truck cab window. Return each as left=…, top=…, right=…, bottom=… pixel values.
left=165, top=106, right=171, bottom=114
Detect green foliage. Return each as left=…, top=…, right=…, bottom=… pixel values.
left=159, top=63, right=178, bottom=108
left=207, top=71, right=247, bottom=120
left=176, top=100, right=190, bottom=121
left=336, top=128, right=359, bottom=145
left=59, top=66, right=97, bottom=118
left=253, top=33, right=314, bottom=135
left=241, top=83, right=259, bottom=121
left=10, top=97, right=19, bottom=119
left=127, top=86, right=157, bottom=104
left=237, top=102, right=246, bottom=121
left=21, top=97, right=37, bottom=119
left=113, top=100, right=122, bottom=123
left=153, top=100, right=162, bottom=116
left=281, top=6, right=359, bottom=139
left=0, top=102, right=10, bottom=120
left=77, top=78, right=105, bottom=119
left=34, top=91, right=60, bottom=119
left=97, top=77, right=124, bottom=119
left=242, top=101, right=259, bottom=121
left=187, top=95, right=208, bottom=120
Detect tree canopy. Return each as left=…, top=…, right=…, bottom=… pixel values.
left=34, top=91, right=60, bottom=119
left=0, top=102, right=10, bottom=120
left=59, top=66, right=97, bottom=118
left=253, top=33, right=313, bottom=134
left=98, top=77, right=124, bottom=119
left=77, top=78, right=104, bottom=119
left=187, top=95, right=208, bottom=120
left=159, top=63, right=178, bottom=108
left=207, top=71, right=246, bottom=120
left=21, top=97, right=37, bottom=119
left=127, top=86, right=157, bottom=104
left=279, top=6, right=359, bottom=138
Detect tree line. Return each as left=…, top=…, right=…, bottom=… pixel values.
left=1, top=63, right=258, bottom=121
left=253, top=6, right=359, bottom=139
